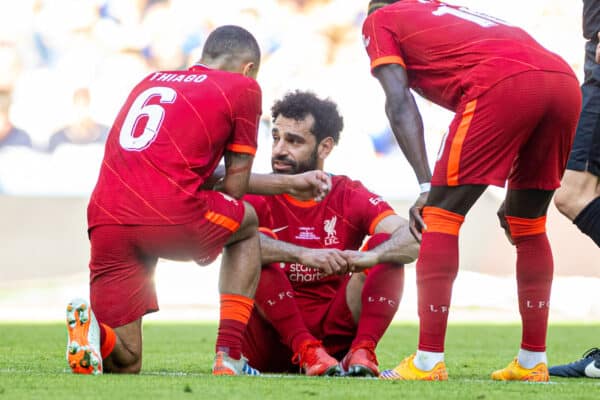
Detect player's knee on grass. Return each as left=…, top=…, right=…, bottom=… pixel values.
left=103, top=345, right=142, bottom=374
left=103, top=321, right=143, bottom=374
left=105, top=359, right=142, bottom=374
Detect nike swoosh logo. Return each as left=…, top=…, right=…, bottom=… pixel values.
left=272, top=226, right=288, bottom=233
left=584, top=360, right=600, bottom=378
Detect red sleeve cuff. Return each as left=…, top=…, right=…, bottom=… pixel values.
left=226, top=143, right=257, bottom=156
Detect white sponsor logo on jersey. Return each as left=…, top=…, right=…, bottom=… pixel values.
left=288, top=263, right=324, bottom=282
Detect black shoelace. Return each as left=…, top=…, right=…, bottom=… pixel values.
left=582, top=347, right=600, bottom=360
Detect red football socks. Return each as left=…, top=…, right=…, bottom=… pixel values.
left=417, top=207, right=464, bottom=352
left=353, top=233, right=404, bottom=347
left=253, top=264, right=315, bottom=353
left=216, top=294, right=254, bottom=359
left=506, top=215, right=552, bottom=352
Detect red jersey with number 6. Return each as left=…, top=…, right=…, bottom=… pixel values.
left=87, top=64, right=262, bottom=229
left=362, top=0, right=574, bottom=111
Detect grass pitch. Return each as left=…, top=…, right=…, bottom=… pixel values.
left=0, top=322, right=598, bottom=399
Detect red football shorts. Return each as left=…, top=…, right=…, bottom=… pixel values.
left=242, top=277, right=357, bottom=372
left=89, top=191, right=247, bottom=328
left=432, top=70, right=581, bottom=190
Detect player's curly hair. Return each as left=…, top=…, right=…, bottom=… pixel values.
left=368, top=0, right=400, bottom=15
left=271, top=90, right=343, bottom=144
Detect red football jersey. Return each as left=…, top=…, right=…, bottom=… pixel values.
left=88, top=65, right=262, bottom=228
left=362, top=0, right=574, bottom=110
left=244, top=175, right=395, bottom=305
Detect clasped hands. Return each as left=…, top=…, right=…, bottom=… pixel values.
left=297, top=248, right=381, bottom=277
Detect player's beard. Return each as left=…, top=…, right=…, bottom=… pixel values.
left=271, top=148, right=318, bottom=175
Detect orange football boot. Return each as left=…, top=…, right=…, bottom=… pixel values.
left=66, top=298, right=102, bottom=375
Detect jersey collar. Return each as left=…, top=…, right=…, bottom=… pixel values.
left=189, top=63, right=211, bottom=72
left=282, top=193, right=319, bottom=208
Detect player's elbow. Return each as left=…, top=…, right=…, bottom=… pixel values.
left=221, top=179, right=249, bottom=199
left=223, top=187, right=246, bottom=200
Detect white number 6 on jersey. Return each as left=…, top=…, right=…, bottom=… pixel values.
left=119, top=86, right=177, bottom=151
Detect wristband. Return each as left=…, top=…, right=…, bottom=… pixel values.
left=419, top=182, right=431, bottom=193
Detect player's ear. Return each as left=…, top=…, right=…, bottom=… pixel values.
left=317, top=137, right=335, bottom=160
left=241, top=62, right=258, bottom=79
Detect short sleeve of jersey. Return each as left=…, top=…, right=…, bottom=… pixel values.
left=362, top=11, right=407, bottom=72
left=341, top=178, right=396, bottom=235
left=226, top=79, right=262, bottom=156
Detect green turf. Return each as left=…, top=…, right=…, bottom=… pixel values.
left=0, top=323, right=598, bottom=399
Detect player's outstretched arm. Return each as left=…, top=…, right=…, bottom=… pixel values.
left=248, top=170, right=331, bottom=200
left=259, top=234, right=348, bottom=276
left=205, top=168, right=331, bottom=200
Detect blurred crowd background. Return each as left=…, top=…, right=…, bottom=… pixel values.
left=0, top=0, right=583, bottom=198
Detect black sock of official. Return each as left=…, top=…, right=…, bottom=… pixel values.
left=573, top=197, right=600, bottom=247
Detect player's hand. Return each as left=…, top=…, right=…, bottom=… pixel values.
left=496, top=201, right=514, bottom=245
left=409, top=192, right=428, bottom=242
left=596, top=32, right=600, bottom=63
left=341, top=250, right=380, bottom=272
left=287, top=170, right=332, bottom=201
left=299, top=248, right=349, bottom=276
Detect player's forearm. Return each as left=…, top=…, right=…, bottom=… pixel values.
left=203, top=168, right=290, bottom=194
left=247, top=173, right=294, bottom=195
left=259, top=234, right=304, bottom=264
left=385, top=91, right=432, bottom=185
left=220, top=172, right=250, bottom=199
left=371, top=225, right=420, bottom=264
left=220, top=152, right=253, bottom=198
